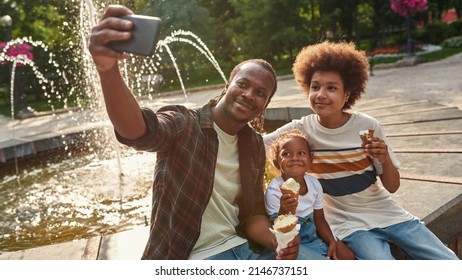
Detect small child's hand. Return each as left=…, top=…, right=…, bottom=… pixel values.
left=326, top=242, right=338, bottom=260
left=280, top=193, right=298, bottom=215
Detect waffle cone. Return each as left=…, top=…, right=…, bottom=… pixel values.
left=359, top=128, right=375, bottom=145
left=368, top=128, right=375, bottom=138
left=360, top=134, right=368, bottom=145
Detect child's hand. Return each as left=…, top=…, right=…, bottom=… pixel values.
left=335, top=240, right=356, bottom=260
left=364, top=137, right=389, bottom=163
left=280, top=193, right=298, bottom=215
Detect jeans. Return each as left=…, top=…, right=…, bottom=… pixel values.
left=205, top=242, right=327, bottom=260
left=343, top=218, right=459, bottom=260
left=298, top=215, right=329, bottom=256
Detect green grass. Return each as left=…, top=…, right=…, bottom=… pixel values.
left=0, top=97, right=61, bottom=118
left=417, top=47, right=462, bottom=63
left=371, top=46, right=462, bottom=66
left=0, top=89, right=81, bottom=118
left=370, top=56, right=402, bottom=65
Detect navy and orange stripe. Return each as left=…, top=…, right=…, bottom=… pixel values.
left=309, top=148, right=376, bottom=196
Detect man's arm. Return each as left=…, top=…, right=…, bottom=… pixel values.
left=89, top=5, right=147, bottom=140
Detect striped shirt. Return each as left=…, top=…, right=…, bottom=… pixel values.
left=116, top=104, right=267, bottom=259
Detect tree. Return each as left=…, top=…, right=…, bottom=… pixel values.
left=390, top=0, right=428, bottom=56
left=0, top=0, right=153, bottom=112
left=226, top=0, right=323, bottom=66
left=0, top=0, right=79, bottom=108
left=319, top=0, right=362, bottom=42
left=196, top=0, right=238, bottom=66
left=453, top=0, right=462, bottom=19
left=143, top=0, right=222, bottom=90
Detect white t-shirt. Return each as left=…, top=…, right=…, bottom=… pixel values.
left=265, top=174, right=324, bottom=219
left=264, top=112, right=414, bottom=240
left=188, top=123, right=246, bottom=259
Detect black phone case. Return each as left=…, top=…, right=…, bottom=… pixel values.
left=108, top=14, right=162, bottom=56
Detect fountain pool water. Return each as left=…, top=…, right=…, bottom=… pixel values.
left=0, top=146, right=154, bottom=251
left=0, top=0, right=227, bottom=252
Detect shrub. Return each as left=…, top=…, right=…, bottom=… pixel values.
left=386, top=33, right=407, bottom=46
left=442, top=36, right=462, bottom=48
left=424, top=22, right=450, bottom=44
left=448, top=20, right=462, bottom=37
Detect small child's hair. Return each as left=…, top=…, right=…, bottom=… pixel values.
left=269, top=129, right=314, bottom=168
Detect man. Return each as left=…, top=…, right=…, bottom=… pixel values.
left=89, top=4, right=325, bottom=260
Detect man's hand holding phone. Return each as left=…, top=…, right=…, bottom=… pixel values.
left=89, top=5, right=162, bottom=73
left=108, top=14, right=162, bottom=56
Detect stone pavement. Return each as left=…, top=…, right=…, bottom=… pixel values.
left=0, top=54, right=462, bottom=259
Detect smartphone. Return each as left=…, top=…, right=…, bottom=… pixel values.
left=108, top=14, right=162, bottom=56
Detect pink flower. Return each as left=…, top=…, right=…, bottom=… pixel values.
left=0, top=42, right=34, bottom=64
left=390, top=0, right=428, bottom=17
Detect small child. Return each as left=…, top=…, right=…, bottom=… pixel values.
left=265, top=129, right=355, bottom=260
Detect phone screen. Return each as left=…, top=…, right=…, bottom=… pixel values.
left=108, top=14, right=162, bottom=56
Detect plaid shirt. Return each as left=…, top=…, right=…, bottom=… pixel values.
left=115, top=104, right=267, bottom=259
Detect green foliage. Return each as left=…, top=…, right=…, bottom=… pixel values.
left=357, top=2, right=375, bottom=34
left=144, top=0, right=211, bottom=37
left=227, top=0, right=323, bottom=63
left=414, top=20, right=462, bottom=47
left=448, top=20, right=462, bottom=37
left=422, top=22, right=450, bottom=44
left=442, top=36, right=462, bottom=47
left=1, top=0, right=462, bottom=118
left=386, top=33, right=408, bottom=46
left=142, top=0, right=223, bottom=91
left=0, top=0, right=82, bottom=111
left=358, top=38, right=375, bottom=51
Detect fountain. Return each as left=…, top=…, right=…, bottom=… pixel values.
left=0, top=0, right=227, bottom=252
